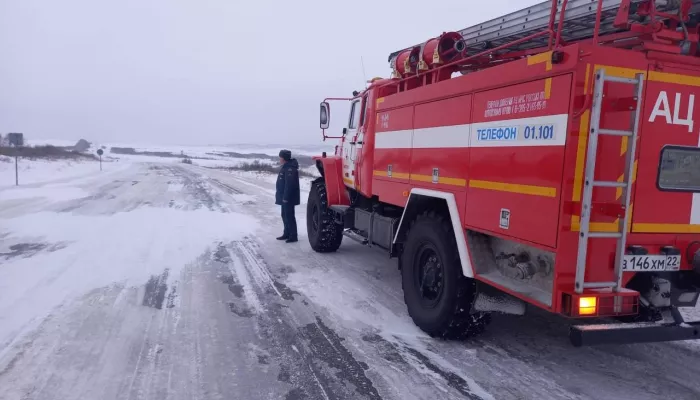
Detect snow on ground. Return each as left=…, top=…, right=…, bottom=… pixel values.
left=189, top=157, right=271, bottom=169
left=0, top=206, right=258, bottom=357
left=223, top=143, right=331, bottom=157
left=13, top=139, right=325, bottom=179
left=96, top=152, right=270, bottom=170
left=20, top=139, right=79, bottom=148
left=0, top=158, right=261, bottom=353
left=0, top=156, right=114, bottom=189
left=30, top=138, right=333, bottom=159
left=101, top=141, right=331, bottom=158
left=226, top=169, right=316, bottom=192
left=2, top=152, right=700, bottom=400
left=0, top=185, right=89, bottom=202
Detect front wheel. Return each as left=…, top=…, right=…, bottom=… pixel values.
left=401, top=211, right=490, bottom=339
left=307, top=181, right=343, bottom=253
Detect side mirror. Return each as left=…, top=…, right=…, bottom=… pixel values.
left=320, top=102, right=330, bottom=129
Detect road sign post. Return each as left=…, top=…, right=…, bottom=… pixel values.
left=8, top=133, right=24, bottom=186
left=97, top=148, right=104, bottom=171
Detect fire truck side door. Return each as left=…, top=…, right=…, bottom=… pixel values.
left=354, top=94, right=370, bottom=192
left=342, top=98, right=362, bottom=189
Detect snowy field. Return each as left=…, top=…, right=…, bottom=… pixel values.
left=1, top=148, right=700, bottom=400
left=27, top=138, right=332, bottom=158
left=2, top=139, right=329, bottom=183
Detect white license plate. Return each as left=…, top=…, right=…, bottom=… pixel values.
left=622, top=254, right=681, bottom=272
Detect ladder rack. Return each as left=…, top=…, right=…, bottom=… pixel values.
left=388, top=0, right=700, bottom=64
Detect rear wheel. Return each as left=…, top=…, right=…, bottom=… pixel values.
left=401, top=211, right=490, bottom=339
left=307, top=181, right=343, bottom=253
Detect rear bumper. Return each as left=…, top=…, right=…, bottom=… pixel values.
left=570, top=321, right=700, bottom=347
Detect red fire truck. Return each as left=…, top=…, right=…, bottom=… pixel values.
left=307, top=0, right=700, bottom=346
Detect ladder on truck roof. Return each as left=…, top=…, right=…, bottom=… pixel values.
left=575, top=69, right=645, bottom=294
left=388, top=0, right=700, bottom=63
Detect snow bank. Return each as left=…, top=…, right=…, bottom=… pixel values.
left=225, top=169, right=315, bottom=191
left=22, top=139, right=78, bottom=148
left=101, top=154, right=184, bottom=164
left=190, top=157, right=272, bottom=169
left=0, top=186, right=89, bottom=202
left=224, top=144, right=331, bottom=157
left=0, top=157, right=104, bottom=189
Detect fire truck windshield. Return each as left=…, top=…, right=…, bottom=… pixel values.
left=658, top=145, right=700, bottom=192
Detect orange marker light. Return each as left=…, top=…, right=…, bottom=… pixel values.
left=579, top=297, right=597, bottom=316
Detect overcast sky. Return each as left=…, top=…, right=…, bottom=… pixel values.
left=1, top=0, right=541, bottom=147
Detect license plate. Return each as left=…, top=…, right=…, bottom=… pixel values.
left=622, top=255, right=681, bottom=272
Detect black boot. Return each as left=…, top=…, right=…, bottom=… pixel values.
left=285, top=237, right=298, bottom=243
left=277, top=235, right=288, bottom=240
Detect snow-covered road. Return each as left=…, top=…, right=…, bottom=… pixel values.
left=1, top=162, right=700, bottom=400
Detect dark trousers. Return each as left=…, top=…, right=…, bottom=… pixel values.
left=281, top=203, right=297, bottom=239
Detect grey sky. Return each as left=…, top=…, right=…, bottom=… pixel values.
left=1, top=0, right=540, bottom=147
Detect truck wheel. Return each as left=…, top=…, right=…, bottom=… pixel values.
left=307, top=181, right=343, bottom=253
left=401, top=211, right=490, bottom=339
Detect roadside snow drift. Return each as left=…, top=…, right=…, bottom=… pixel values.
left=0, top=156, right=106, bottom=189
left=0, top=206, right=259, bottom=355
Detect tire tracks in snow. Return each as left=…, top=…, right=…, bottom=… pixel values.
left=214, top=238, right=382, bottom=400
left=360, top=333, right=486, bottom=400
left=122, top=276, right=183, bottom=400
left=162, top=165, right=231, bottom=213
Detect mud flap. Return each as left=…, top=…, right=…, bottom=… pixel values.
left=570, top=321, right=700, bottom=347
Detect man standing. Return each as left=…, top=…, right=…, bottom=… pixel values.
left=275, top=149, right=300, bottom=243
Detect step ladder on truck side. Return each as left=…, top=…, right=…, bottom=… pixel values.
left=574, top=69, right=645, bottom=295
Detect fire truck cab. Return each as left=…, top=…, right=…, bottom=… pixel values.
left=308, top=0, right=700, bottom=346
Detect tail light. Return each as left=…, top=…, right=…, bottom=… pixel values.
left=561, top=291, right=639, bottom=318
left=578, top=297, right=597, bottom=315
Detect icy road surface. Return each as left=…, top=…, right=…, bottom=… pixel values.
left=1, top=162, right=700, bottom=400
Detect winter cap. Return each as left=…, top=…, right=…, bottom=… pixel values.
left=279, top=149, right=292, bottom=161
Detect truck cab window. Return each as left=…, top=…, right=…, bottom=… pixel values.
left=348, top=100, right=362, bottom=130
left=359, top=95, right=369, bottom=128
left=657, top=145, right=700, bottom=192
